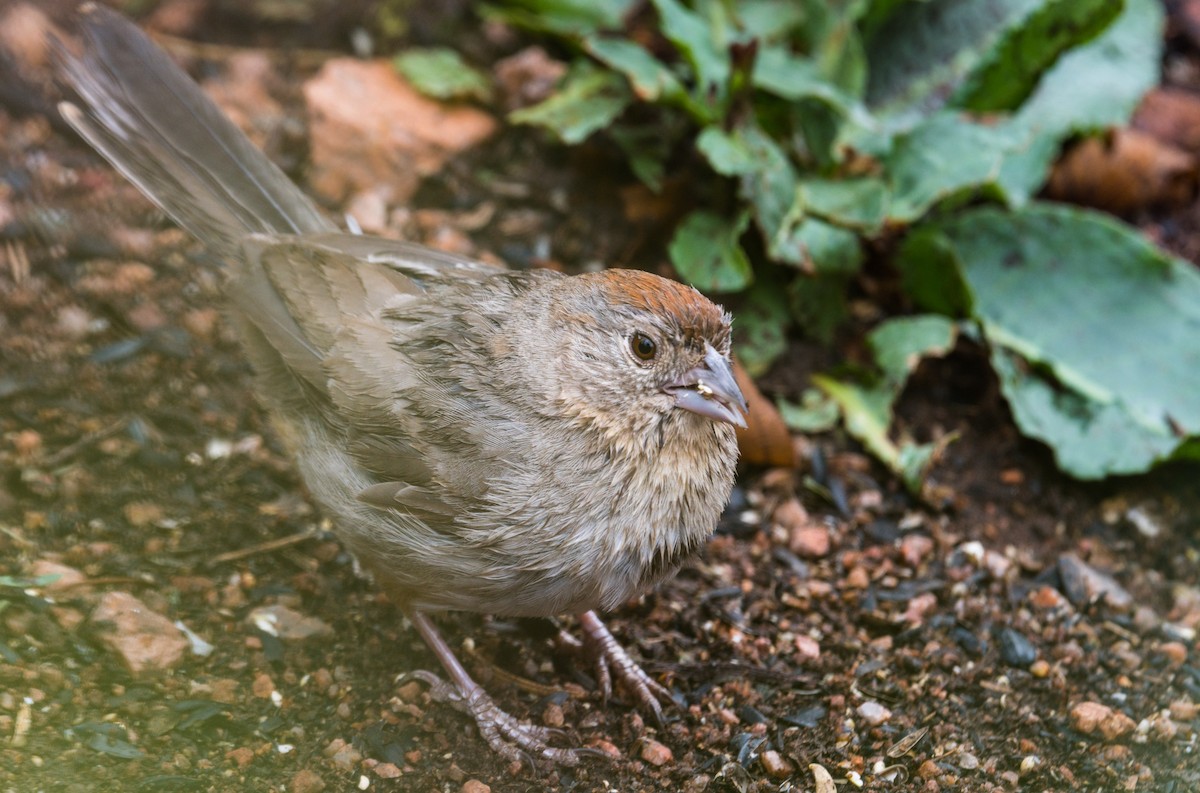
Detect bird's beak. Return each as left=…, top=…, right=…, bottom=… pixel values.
left=665, top=343, right=749, bottom=428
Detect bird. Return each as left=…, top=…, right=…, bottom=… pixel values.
left=53, top=3, right=745, bottom=765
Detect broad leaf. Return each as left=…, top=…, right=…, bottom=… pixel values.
left=480, top=0, right=635, bottom=36
left=885, top=112, right=1014, bottom=222
left=393, top=49, right=491, bottom=102
left=669, top=210, right=753, bottom=293
left=734, top=276, right=792, bottom=376
left=996, top=0, right=1164, bottom=202
left=797, top=177, right=889, bottom=233
left=510, top=63, right=631, bottom=144
left=899, top=203, right=1200, bottom=478
left=869, top=315, right=958, bottom=385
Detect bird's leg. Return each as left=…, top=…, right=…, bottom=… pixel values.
left=400, top=607, right=587, bottom=767
left=575, top=610, right=674, bottom=725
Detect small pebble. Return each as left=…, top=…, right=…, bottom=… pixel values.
left=1169, top=700, right=1197, bottom=721
left=639, top=738, right=673, bottom=766
left=794, top=635, right=821, bottom=661
left=542, top=702, right=564, bottom=728
left=998, top=628, right=1038, bottom=668
left=760, top=749, right=793, bottom=779
left=290, top=770, right=325, bottom=793
left=790, top=526, right=831, bottom=558
left=1158, top=641, right=1188, bottom=666
left=1057, top=553, right=1132, bottom=610
left=252, top=673, right=275, bottom=699
left=899, top=534, right=934, bottom=567
left=857, top=701, right=892, bottom=726
left=462, top=781, right=490, bottom=793
left=226, top=747, right=254, bottom=768
left=1070, top=701, right=1135, bottom=740
left=1029, top=585, right=1068, bottom=610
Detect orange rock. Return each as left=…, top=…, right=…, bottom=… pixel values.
left=304, top=60, right=497, bottom=204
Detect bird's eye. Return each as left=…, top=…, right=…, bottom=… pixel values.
left=630, top=332, right=658, bottom=362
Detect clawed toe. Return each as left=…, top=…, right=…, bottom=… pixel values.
left=400, top=669, right=595, bottom=767
left=578, top=611, right=675, bottom=724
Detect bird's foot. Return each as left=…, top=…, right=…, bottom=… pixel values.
left=399, top=670, right=603, bottom=768
left=575, top=610, right=674, bottom=725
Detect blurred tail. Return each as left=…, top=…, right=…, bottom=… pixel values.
left=55, top=3, right=334, bottom=259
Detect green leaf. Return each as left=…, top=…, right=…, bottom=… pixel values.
left=0, top=574, right=61, bottom=588
left=509, top=63, right=631, bottom=144
left=797, top=0, right=872, bottom=95
left=864, top=0, right=1114, bottom=127
left=696, top=126, right=760, bottom=176
left=778, top=388, right=841, bottom=433
left=738, top=0, right=807, bottom=41
left=753, top=47, right=875, bottom=131
left=990, top=347, right=1180, bottom=478
left=791, top=217, right=864, bottom=275
left=813, top=314, right=959, bottom=491
left=669, top=210, right=753, bottom=293
left=885, top=112, right=1014, bottom=222
left=586, top=37, right=688, bottom=106
left=953, top=0, right=1122, bottom=112
left=393, top=49, right=492, bottom=102
left=788, top=272, right=849, bottom=342
left=734, top=125, right=806, bottom=264
left=609, top=124, right=675, bottom=191
left=995, top=0, right=1164, bottom=202
left=480, top=0, right=635, bottom=36
left=904, top=203, right=1200, bottom=478
left=869, top=314, right=958, bottom=385
left=797, top=177, right=889, bottom=233
left=897, top=225, right=973, bottom=316
left=813, top=374, right=936, bottom=493
left=651, top=0, right=730, bottom=101
left=734, top=276, right=791, bottom=376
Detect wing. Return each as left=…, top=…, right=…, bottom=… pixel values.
left=226, top=232, right=545, bottom=522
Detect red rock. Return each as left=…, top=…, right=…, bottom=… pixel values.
left=639, top=738, right=673, bottom=766
left=790, top=526, right=831, bottom=558
left=1169, top=700, right=1198, bottom=721
left=226, top=746, right=254, bottom=768
left=917, top=759, right=941, bottom=779
left=899, top=534, right=934, bottom=567
left=1158, top=641, right=1188, bottom=667
left=794, top=634, right=821, bottom=662
left=542, top=702, right=564, bottom=728
left=252, top=673, right=275, bottom=699
left=303, top=60, right=497, bottom=204
left=1029, top=585, right=1068, bottom=610
left=89, top=591, right=188, bottom=675
left=760, top=749, right=793, bottom=778
left=1071, top=701, right=1135, bottom=740
left=462, top=781, right=491, bottom=793
left=905, top=592, right=939, bottom=625
left=290, top=769, right=325, bottom=793
left=29, top=560, right=87, bottom=593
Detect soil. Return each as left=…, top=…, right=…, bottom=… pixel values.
left=1, top=3, right=1198, bottom=792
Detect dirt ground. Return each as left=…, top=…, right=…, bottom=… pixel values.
left=1, top=3, right=1198, bottom=792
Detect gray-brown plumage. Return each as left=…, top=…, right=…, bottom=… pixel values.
left=56, top=4, right=745, bottom=765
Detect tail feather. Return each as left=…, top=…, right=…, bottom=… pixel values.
left=56, top=3, right=334, bottom=259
